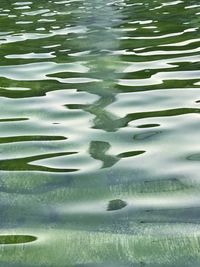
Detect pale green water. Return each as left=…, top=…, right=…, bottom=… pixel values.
left=0, top=0, right=200, bottom=266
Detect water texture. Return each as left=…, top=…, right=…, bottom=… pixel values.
left=0, top=0, right=200, bottom=266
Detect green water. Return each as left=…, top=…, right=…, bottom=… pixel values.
left=0, top=0, right=200, bottom=266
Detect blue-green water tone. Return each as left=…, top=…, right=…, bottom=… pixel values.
left=0, top=0, right=200, bottom=266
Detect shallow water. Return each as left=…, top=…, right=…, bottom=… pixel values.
left=0, top=0, right=200, bottom=266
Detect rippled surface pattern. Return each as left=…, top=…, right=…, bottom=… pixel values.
left=0, top=0, right=200, bottom=266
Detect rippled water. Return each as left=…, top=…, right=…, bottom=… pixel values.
left=0, top=0, right=200, bottom=266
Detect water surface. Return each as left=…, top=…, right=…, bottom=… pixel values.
left=0, top=0, right=200, bottom=266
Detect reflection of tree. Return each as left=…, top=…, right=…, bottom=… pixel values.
left=65, top=0, right=125, bottom=132
left=89, top=140, right=145, bottom=169
left=64, top=0, right=126, bottom=166
left=89, top=141, right=118, bottom=168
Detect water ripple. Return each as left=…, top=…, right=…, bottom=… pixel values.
left=0, top=0, right=200, bottom=266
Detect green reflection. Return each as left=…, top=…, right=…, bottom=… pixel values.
left=0, top=235, right=36, bottom=244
